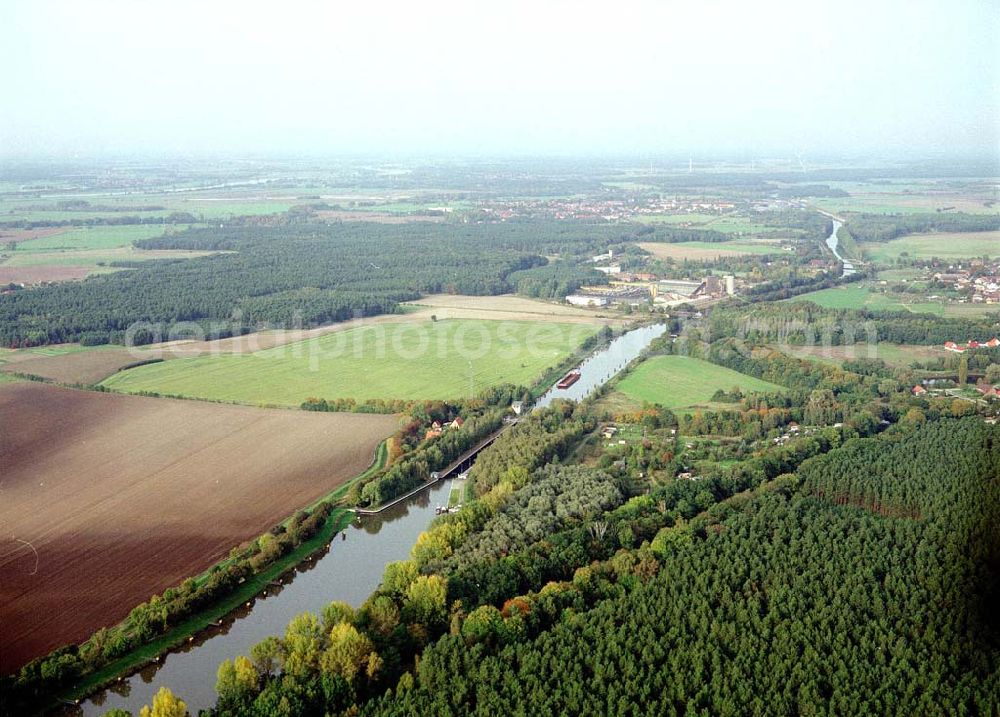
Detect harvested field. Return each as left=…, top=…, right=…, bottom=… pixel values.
left=404, top=293, right=620, bottom=323
left=142, top=294, right=619, bottom=358
left=0, top=246, right=221, bottom=285
left=773, top=342, right=948, bottom=368
left=0, top=382, right=398, bottom=672
left=316, top=210, right=446, bottom=223
left=0, top=346, right=155, bottom=384
left=0, top=264, right=104, bottom=284
left=638, top=241, right=781, bottom=261
left=861, top=231, right=1000, bottom=264
left=0, top=227, right=69, bottom=246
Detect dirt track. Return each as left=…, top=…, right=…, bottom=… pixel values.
left=0, top=383, right=398, bottom=673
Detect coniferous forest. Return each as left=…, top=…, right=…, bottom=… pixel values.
left=359, top=419, right=1000, bottom=716
left=175, top=417, right=998, bottom=717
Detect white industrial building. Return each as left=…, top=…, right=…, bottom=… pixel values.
left=566, top=294, right=611, bottom=307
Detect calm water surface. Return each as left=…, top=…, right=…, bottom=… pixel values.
left=72, top=480, right=448, bottom=715
left=536, top=322, right=667, bottom=407
left=825, top=219, right=857, bottom=276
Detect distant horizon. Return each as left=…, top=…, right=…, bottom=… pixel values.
left=1, top=147, right=997, bottom=164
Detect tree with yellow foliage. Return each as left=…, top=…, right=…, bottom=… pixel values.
left=320, top=622, right=380, bottom=682
left=138, top=686, right=188, bottom=717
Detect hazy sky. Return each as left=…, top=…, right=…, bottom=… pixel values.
left=2, top=0, right=997, bottom=157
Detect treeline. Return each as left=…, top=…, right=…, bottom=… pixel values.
left=846, top=211, right=1000, bottom=243
left=636, top=225, right=731, bottom=243
left=709, top=301, right=1000, bottom=346
left=302, top=383, right=530, bottom=417
left=800, top=416, right=1000, bottom=521
left=0, top=222, right=551, bottom=346
left=137, top=219, right=653, bottom=258
left=21, top=199, right=167, bottom=213
left=0, top=211, right=199, bottom=229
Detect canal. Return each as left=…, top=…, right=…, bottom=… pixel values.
left=824, top=219, right=857, bottom=277
left=73, top=481, right=449, bottom=715
left=536, top=322, right=668, bottom=408
left=70, top=321, right=668, bottom=715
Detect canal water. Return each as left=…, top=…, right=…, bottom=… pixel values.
left=73, top=481, right=448, bottom=715
left=69, top=321, right=668, bottom=716
left=825, top=219, right=857, bottom=276
left=536, top=322, right=667, bottom=408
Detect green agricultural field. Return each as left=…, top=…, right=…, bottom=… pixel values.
left=787, top=285, right=874, bottom=309
left=877, top=268, right=928, bottom=281
left=1, top=246, right=217, bottom=270
left=815, top=186, right=999, bottom=216
left=703, top=216, right=786, bottom=235
left=789, top=285, right=943, bottom=314
left=613, top=355, right=785, bottom=410
left=101, top=319, right=597, bottom=405
left=0, top=191, right=300, bottom=223
left=10, top=225, right=174, bottom=252
left=815, top=198, right=937, bottom=215
left=636, top=213, right=720, bottom=225
left=789, top=284, right=997, bottom=318
left=168, top=199, right=298, bottom=218
left=635, top=213, right=786, bottom=237
left=861, top=231, right=1000, bottom=264
left=774, top=342, right=947, bottom=369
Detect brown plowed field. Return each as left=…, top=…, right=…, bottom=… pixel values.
left=0, top=347, right=151, bottom=385
left=0, top=265, right=98, bottom=284
left=0, top=228, right=68, bottom=246
left=0, top=382, right=398, bottom=673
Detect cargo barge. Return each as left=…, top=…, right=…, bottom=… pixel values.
left=556, top=369, right=582, bottom=389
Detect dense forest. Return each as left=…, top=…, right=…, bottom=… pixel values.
left=709, top=301, right=1000, bottom=347
left=360, top=419, right=1000, bottom=716
left=845, top=211, right=999, bottom=243
left=0, top=221, right=617, bottom=346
